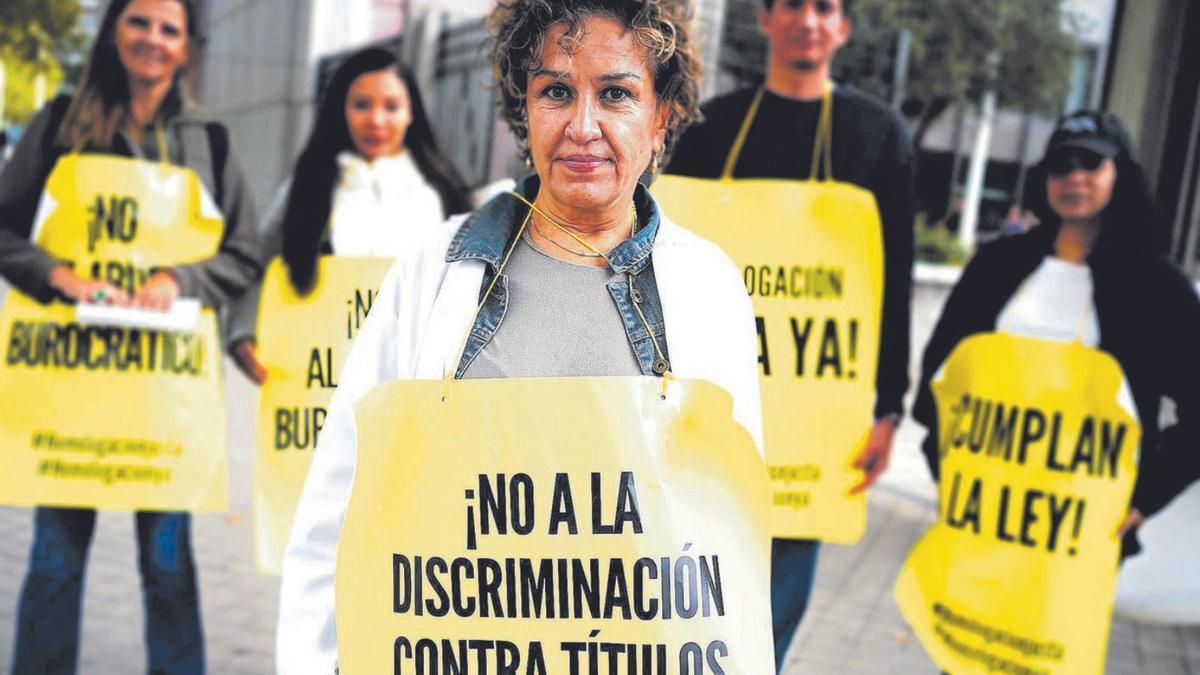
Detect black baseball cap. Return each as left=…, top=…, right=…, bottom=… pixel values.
left=1044, top=110, right=1135, bottom=161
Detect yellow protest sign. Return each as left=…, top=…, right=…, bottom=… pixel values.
left=0, top=153, right=228, bottom=512
left=253, top=256, right=391, bottom=573
left=895, top=333, right=1140, bottom=675
left=334, top=377, right=775, bottom=674
left=654, top=87, right=883, bottom=542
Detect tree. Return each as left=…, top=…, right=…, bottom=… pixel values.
left=719, top=0, right=1081, bottom=243
left=0, top=0, right=81, bottom=124
left=836, top=0, right=1080, bottom=155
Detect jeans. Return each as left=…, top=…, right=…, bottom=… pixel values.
left=771, top=538, right=821, bottom=671
left=12, top=507, right=205, bottom=675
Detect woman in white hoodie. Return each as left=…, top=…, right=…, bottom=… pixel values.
left=227, top=47, right=472, bottom=380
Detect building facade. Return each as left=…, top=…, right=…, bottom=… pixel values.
left=193, top=0, right=1200, bottom=273
left=197, top=0, right=405, bottom=206
left=1105, top=0, right=1200, bottom=272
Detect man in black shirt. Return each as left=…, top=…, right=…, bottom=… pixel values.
left=665, top=0, right=915, bottom=668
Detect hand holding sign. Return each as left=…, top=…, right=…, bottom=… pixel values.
left=0, top=152, right=229, bottom=513
left=233, top=338, right=268, bottom=385
left=849, top=417, right=897, bottom=495
left=132, top=270, right=181, bottom=311
left=49, top=265, right=131, bottom=306
left=1115, top=508, right=1144, bottom=538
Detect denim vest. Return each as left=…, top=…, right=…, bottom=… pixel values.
left=446, top=176, right=671, bottom=379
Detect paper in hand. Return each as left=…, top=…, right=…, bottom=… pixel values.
left=76, top=298, right=201, bottom=332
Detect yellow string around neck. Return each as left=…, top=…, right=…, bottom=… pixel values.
left=507, top=191, right=638, bottom=260
left=69, top=132, right=89, bottom=156
left=721, top=82, right=835, bottom=182
left=507, top=191, right=669, bottom=372
left=70, top=120, right=171, bottom=166
left=808, top=82, right=834, bottom=181
left=444, top=204, right=535, bottom=381
left=722, top=87, right=766, bottom=180
left=445, top=192, right=671, bottom=381
left=153, top=121, right=170, bottom=166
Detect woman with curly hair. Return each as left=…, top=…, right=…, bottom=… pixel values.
left=275, top=1, right=764, bottom=671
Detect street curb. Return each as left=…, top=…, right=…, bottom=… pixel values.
left=914, top=262, right=962, bottom=287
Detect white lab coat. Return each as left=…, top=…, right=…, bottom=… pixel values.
left=275, top=212, right=763, bottom=674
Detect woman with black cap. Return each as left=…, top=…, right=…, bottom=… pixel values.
left=913, top=109, right=1200, bottom=555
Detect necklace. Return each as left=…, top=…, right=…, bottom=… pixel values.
left=530, top=222, right=605, bottom=258
left=520, top=200, right=639, bottom=263
left=470, top=191, right=670, bottom=378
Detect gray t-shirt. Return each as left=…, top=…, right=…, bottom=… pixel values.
left=462, top=231, right=642, bottom=378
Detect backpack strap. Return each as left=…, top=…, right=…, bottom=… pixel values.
left=176, top=120, right=228, bottom=206
left=206, top=122, right=229, bottom=207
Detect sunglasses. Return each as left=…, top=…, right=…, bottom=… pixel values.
left=1044, top=150, right=1106, bottom=177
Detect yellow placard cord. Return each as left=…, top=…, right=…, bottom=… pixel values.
left=811, top=83, right=834, bottom=181
left=720, top=82, right=835, bottom=182
left=720, top=88, right=765, bottom=181
left=68, top=120, right=171, bottom=168
left=153, top=122, right=170, bottom=166
left=442, top=205, right=534, bottom=382
left=444, top=193, right=672, bottom=392
left=506, top=192, right=671, bottom=381
left=69, top=133, right=88, bottom=156
left=508, top=192, right=631, bottom=261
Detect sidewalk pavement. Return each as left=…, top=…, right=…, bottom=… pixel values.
left=780, top=283, right=1200, bottom=674
left=0, top=359, right=277, bottom=675
left=0, top=282, right=1197, bottom=673
left=782, top=443, right=1200, bottom=674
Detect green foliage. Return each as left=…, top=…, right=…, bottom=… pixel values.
left=914, top=215, right=967, bottom=265
left=1, top=0, right=81, bottom=124
left=834, top=0, right=1081, bottom=115
left=1, top=54, right=65, bottom=125
left=829, top=0, right=907, bottom=102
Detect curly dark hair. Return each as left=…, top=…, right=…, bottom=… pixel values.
left=487, top=0, right=702, bottom=165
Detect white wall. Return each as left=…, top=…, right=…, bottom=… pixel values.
left=410, top=0, right=494, bottom=18
left=200, top=0, right=317, bottom=208
left=922, top=107, right=1056, bottom=165
left=198, top=0, right=734, bottom=204
left=1069, top=0, right=1118, bottom=44
left=199, top=0, right=410, bottom=208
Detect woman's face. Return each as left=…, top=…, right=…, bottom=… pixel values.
left=345, top=68, right=412, bottom=161
left=526, top=16, right=669, bottom=218
left=1045, top=150, right=1117, bottom=224
left=115, top=0, right=189, bottom=89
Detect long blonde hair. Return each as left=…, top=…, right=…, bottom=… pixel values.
left=55, top=0, right=198, bottom=149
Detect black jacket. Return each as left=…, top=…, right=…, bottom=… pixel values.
left=914, top=224, right=1200, bottom=534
